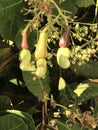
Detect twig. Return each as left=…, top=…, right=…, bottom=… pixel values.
left=50, top=0, right=69, bottom=26
left=0, top=53, right=18, bottom=72
left=23, top=11, right=42, bottom=32
left=41, top=101, right=45, bottom=130
left=41, top=100, right=48, bottom=130
left=80, top=37, right=98, bottom=49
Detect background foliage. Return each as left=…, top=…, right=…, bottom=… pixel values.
left=0, top=0, right=98, bottom=130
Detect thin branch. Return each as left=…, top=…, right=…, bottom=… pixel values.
left=50, top=0, right=69, bottom=26
left=23, top=11, right=42, bottom=32
left=80, top=37, right=98, bottom=49
left=41, top=101, right=45, bottom=130
left=0, top=53, right=18, bottom=72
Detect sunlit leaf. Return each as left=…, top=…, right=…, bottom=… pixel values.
left=75, top=80, right=98, bottom=102
left=74, top=83, right=89, bottom=97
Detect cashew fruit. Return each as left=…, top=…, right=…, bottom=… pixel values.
left=34, top=30, right=48, bottom=59
left=59, top=27, right=70, bottom=47
left=57, top=54, right=70, bottom=69
left=36, top=58, right=47, bottom=78
left=19, top=49, right=31, bottom=70
left=21, top=31, right=28, bottom=49
left=19, top=49, right=30, bottom=61
left=36, top=58, right=47, bottom=67
left=57, top=47, right=71, bottom=59
left=36, top=66, right=47, bottom=78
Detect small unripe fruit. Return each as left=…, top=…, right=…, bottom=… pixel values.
left=21, top=31, right=28, bottom=49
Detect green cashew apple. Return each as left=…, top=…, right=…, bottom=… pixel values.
left=19, top=49, right=31, bottom=61
left=36, top=66, right=47, bottom=78
left=36, top=58, right=47, bottom=78
left=57, top=47, right=71, bottom=59
left=57, top=47, right=71, bottom=69
left=19, top=49, right=31, bottom=70
left=57, top=54, right=70, bottom=69
left=36, top=58, right=47, bottom=68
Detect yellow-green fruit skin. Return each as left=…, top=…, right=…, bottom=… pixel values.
left=36, top=66, right=47, bottom=78
left=37, top=59, right=47, bottom=67
left=19, top=49, right=30, bottom=61
left=57, top=47, right=71, bottom=69
left=36, top=58, right=47, bottom=78
left=34, top=30, right=48, bottom=59
left=57, top=54, right=70, bottom=69
left=19, top=49, right=31, bottom=70
left=57, top=47, right=71, bottom=59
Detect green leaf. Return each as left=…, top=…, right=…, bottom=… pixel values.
left=22, top=63, right=50, bottom=99
left=0, top=95, right=13, bottom=111
left=54, top=0, right=78, bottom=17
left=71, top=60, right=98, bottom=79
left=0, top=48, right=11, bottom=63
left=0, top=0, right=25, bottom=41
left=0, top=0, right=37, bottom=50
left=56, top=119, right=71, bottom=130
left=94, top=102, right=98, bottom=117
left=6, top=109, right=36, bottom=130
left=73, top=0, right=95, bottom=7
left=75, top=80, right=98, bottom=102
left=15, top=29, right=37, bottom=49
left=70, top=124, right=81, bottom=130
left=0, top=114, right=28, bottom=130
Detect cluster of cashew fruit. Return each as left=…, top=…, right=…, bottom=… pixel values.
left=19, top=26, right=71, bottom=78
